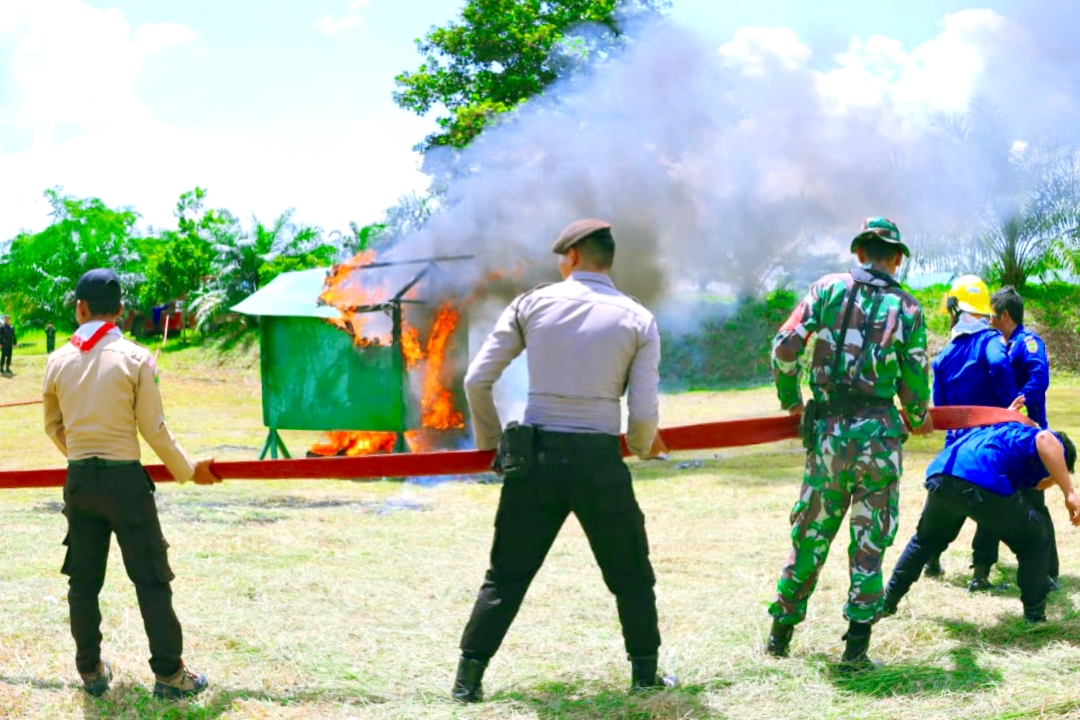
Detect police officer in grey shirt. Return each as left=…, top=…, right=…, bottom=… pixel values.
left=452, top=219, right=675, bottom=702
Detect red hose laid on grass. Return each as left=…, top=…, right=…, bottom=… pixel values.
left=0, top=406, right=1028, bottom=490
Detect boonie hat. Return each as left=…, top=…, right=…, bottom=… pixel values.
left=850, top=217, right=910, bottom=257
left=75, top=269, right=122, bottom=304
left=552, top=219, right=613, bottom=254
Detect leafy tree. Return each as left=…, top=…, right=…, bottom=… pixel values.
left=0, top=189, right=140, bottom=325
left=976, top=149, right=1080, bottom=289
left=329, top=221, right=386, bottom=257
left=910, top=107, right=1080, bottom=289
left=394, top=0, right=669, bottom=151
left=189, top=209, right=335, bottom=329
left=139, top=188, right=220, bottom=308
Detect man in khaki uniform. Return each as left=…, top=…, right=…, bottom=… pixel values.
left=43, top=268, right=221, bottom=699
left=451, top=219, right=674, bottom=702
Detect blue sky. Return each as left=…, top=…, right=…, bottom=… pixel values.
left=0, top=0, right=1019, bottom=239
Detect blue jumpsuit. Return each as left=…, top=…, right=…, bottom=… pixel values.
left=973, top=324, right=1056, bottom=573
left=887, top=424, right=1061, bottom=617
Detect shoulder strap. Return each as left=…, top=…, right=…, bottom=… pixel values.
left=847, top=288, right=885, bottom=383
left=828, top=282, right=860, bottom=382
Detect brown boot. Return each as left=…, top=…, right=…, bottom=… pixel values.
left=153, top=662, right=208, bottom=700
left=79, top=660, right=112, bottom=697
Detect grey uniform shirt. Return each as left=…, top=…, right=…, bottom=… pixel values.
left=464, top=271, right=661, bottom=458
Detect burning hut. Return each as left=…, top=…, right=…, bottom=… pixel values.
left=232, top=255, right=472, bottom=459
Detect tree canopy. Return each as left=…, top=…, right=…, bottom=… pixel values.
left=394, top=0, right=668, bottom=151
left=0, top=188, right=382, bottom=332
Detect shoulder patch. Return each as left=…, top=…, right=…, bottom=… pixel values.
left=1026, top=338, right=1039, bottom=354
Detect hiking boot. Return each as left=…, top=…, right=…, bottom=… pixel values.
left=153, top=663, right=208, bottom=700
left=924, top=554, right=944, bottom=578
left=967, top=564, right=994, bottom=592
left=629, top=655, right=678, bottom=694
left=765, top=620, right=794, bottom=658
left=79, top=660, right=112, bottom=698
left=838, top=622, right=877, bottom=674
left=451, top=657, right=487, bottom=703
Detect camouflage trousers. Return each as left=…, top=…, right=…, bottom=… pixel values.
left=769, top=432, right=902, bottom=625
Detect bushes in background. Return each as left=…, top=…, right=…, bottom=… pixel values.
left=660, top=289, right=796, bottom=389
left=662, top=282, right=1080, bottom=389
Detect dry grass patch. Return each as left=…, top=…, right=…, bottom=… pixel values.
left=2, top=345, right=1080, bottom=718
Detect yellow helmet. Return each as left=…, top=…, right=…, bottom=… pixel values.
left=945, top=275, right=993, bottom=316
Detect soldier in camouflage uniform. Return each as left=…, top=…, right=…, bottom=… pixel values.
left=766, top=217, right=934, bottom=671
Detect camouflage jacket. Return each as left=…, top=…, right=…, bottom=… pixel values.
left=772, top=266, right=931, bottom=438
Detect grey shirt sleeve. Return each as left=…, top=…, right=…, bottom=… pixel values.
left=625, top=317, right=661, bottom=458
left=464, top=300, right=526, bottom=451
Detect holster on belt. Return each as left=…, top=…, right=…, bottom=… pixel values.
left=494, top=422, right=536, bottom=482
left=799, top=400, right=820, bottom=450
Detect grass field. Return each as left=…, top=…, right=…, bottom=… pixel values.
left=2, top=341, right=1080, bottom=719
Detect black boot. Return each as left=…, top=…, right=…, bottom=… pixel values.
left=629, top=655, right=678, bottom=694
left=1024, top=600, right=1047, bottom=624
left=766, top=620, right=794, bottom=658
left=451, top=657, right=487, bottom=703
left=967, top=564, right=995, bottom=592
left=924, top=553, right=944, bottom=578
left=839, top=621, right=876, bottom=674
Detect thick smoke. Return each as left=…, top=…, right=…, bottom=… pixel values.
left=387, top=8, right=1080, bottom=312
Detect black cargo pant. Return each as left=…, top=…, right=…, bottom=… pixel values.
left=887, top=474, right=1051, bottom=614
left=972, top=487, right=1059, bottom=578
left=62, top=461, right=183, bottom=677
left=460, top=431, right=660, bottom=662
left=0, top=343, right=11, bottom=370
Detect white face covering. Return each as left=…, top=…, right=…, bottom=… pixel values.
left=950, top=312, right=990, bottom=339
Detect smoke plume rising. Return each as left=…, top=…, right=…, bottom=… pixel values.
left=386, top=7, right=1080, bottom=310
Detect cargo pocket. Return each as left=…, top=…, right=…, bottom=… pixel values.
left=60, top=533, right=73, bottom=576
left=117, top=524, right=176, bottom=585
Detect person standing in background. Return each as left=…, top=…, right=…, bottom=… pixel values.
left=1, top=315, right=16, bottom=373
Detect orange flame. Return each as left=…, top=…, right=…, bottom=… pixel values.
left=420, top=303, right=466, bottom=432
left=312, top=252, right=472, bottom=458
left=401, top=326, right=423, bottom=370
left=309, top=430, right=397, bottom=456
left=319, top=250, right=391, bottom=346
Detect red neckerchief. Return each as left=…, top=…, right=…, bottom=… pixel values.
left=70, top=323, right=118, bottom=353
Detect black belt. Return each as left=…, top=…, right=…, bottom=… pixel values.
left=68, top=458, right=140, bottom=468
left=818, top=395, right=895, bottom=417
left=535, top=430, right=621, bottom=452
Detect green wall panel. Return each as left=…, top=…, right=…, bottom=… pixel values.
left=260, top=317, right=405, bottom=431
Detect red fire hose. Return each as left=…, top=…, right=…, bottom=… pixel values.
left=0, top=406, right=1026, bottom=490
left=0, top=399, right=43, bottom=409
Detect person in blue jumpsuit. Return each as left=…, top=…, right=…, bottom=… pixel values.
left=882, top=423, right=1079, bottom=623
left=923, top=276, right=1022, bottom=581
left=969, top=287, right=1057, bottom=589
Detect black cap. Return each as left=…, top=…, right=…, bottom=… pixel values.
left=75, top=269, right=122, bottom=303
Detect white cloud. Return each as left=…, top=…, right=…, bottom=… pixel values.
left=816, top=9, right=1015, bottom=118
left=0, top=0, right=428, bottom=240
left=718, top=27, right=812, bottom=76
left=133, top=22, right=199, bottom=54
left=316, top=0, right=370, bottom=36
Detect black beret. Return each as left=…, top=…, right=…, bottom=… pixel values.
left=552, top=219, right=613, bottom=254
